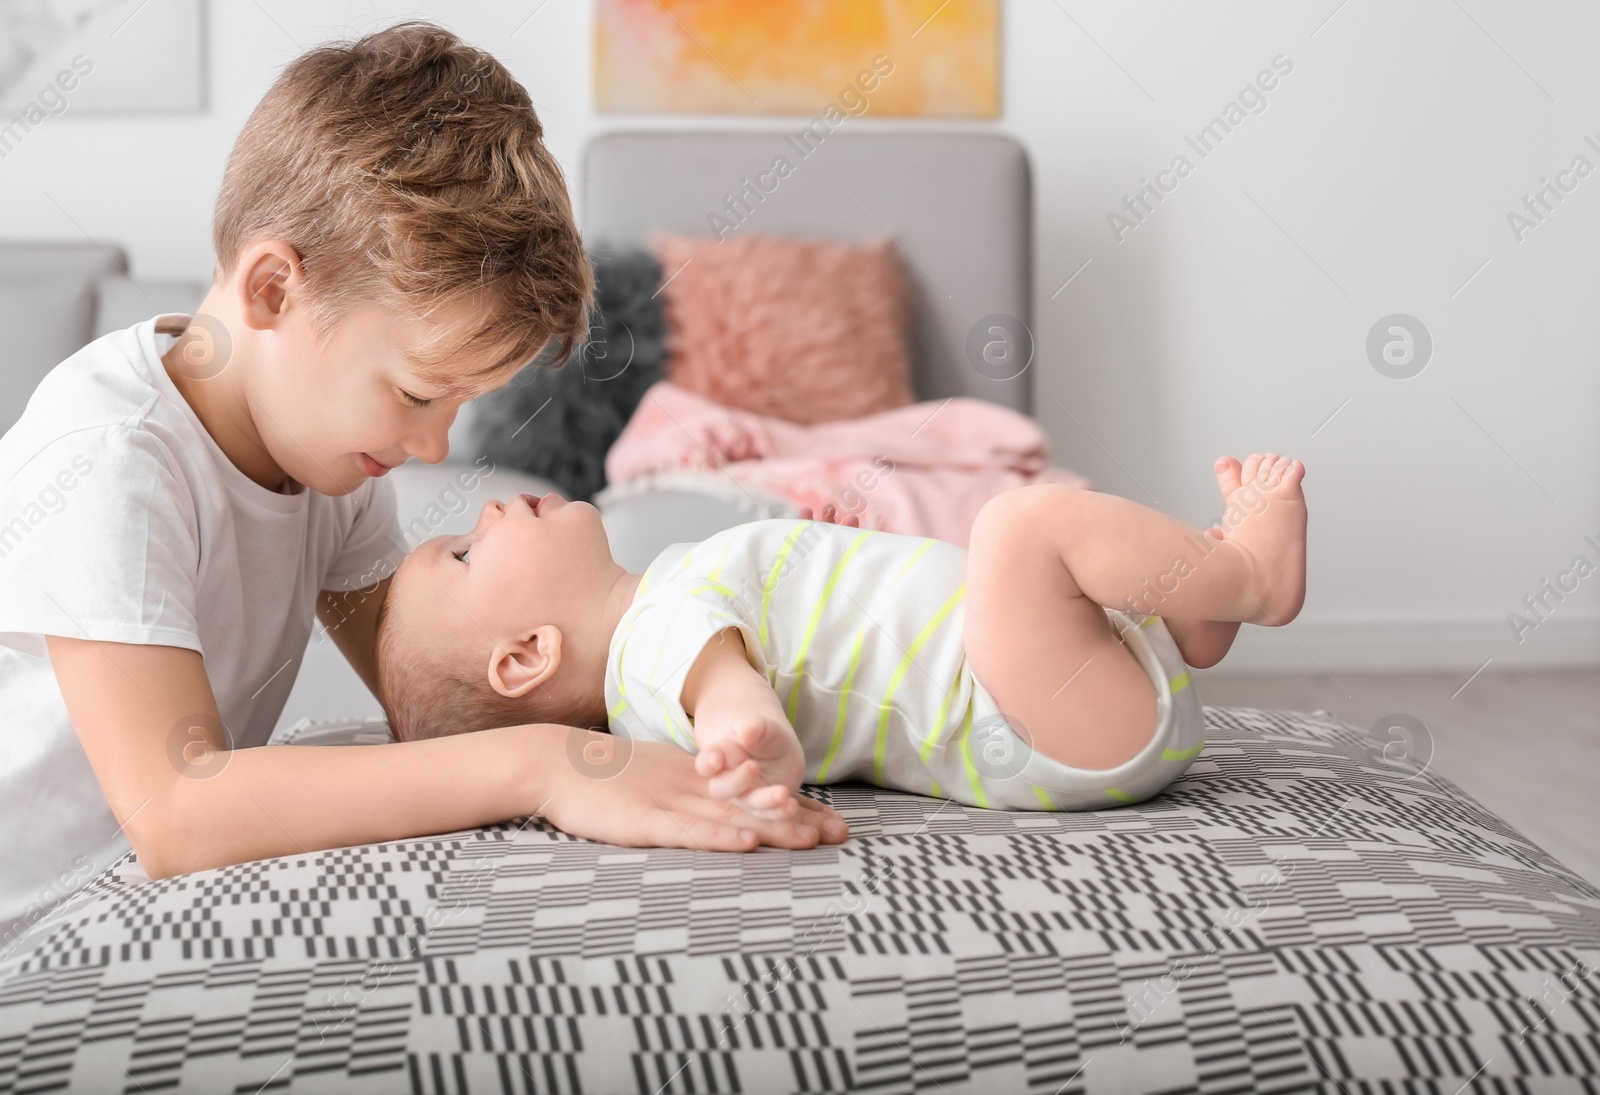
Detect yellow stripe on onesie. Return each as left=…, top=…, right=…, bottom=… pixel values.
left=601, top=520, right=1207, bottom=811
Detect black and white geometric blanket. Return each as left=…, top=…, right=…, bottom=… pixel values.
left=1, top=707, right=1595, bottom=1093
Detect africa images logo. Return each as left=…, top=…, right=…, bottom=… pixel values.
left=1107, top=54, right=1295, bottom=242
left=0, top=54, right=94, bottom=160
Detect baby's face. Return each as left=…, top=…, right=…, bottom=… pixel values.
left=392, top=491, right=616, bottom=653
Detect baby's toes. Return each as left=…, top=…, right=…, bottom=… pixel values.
left=1213, top=455, right=1242, bottom=497
left=1272, top=457, right=1305, bottom=494
left=1240, top=453, right=1266, bottom=485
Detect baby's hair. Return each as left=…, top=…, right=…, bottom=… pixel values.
left=374, top=574, right=602, bottom=743
left=213, top=20, right=594, bottom=389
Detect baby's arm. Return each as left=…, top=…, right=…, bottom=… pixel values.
left=679, top=627, right=806, bottom=819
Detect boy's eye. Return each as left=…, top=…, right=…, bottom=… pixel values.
left=452, top=546, right=470, bottom=563
left=398, top=388, right=432, bottom=408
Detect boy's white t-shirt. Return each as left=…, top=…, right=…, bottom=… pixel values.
left=0, top=316, right=404, bottom=945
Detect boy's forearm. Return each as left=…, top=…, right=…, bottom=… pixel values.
left=150, top=723, right=556, bottom=879
left=317, top=576, right=391, bottom=699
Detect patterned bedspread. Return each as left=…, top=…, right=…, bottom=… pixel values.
left=1, top=706, right=1596, bottom=1094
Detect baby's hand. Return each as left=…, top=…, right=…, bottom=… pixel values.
left=693, top=706, right=806, bottom=820
left=798, top=503, right=860, bottom=528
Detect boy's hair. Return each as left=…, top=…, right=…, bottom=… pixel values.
left=373, top=578, right=604, bottom=743
left=214, top=21, right=593, bottom=389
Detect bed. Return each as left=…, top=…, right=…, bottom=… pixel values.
left=2, top=132, right=1596, bottom=1092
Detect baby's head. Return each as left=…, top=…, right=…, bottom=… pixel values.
left=375, top=492, right=623, bottom=742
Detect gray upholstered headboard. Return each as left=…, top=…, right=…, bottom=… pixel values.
left=579, top=131, right=1033, bottom=415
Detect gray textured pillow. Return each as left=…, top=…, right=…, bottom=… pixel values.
left=471, top=248, right=666, bottom=502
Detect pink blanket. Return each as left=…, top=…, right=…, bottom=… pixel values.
left=605, top=381, right=1091, bottom=547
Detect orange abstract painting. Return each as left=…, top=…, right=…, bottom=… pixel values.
left=594, top=0, right=1000, bottom=117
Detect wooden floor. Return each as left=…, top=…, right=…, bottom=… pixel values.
left=1194, top=668, right=1600, bottom=887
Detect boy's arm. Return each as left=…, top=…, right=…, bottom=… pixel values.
left=315, top=575, right=391, bottom=698
left=47, top=636, right=846, bottom=880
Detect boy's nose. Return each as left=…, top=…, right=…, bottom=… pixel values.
left=409, top=435, right=449, bottom=465
left=404, top=421, right=451, bottom=465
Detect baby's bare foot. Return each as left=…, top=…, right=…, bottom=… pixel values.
left=1209, top=453, right=1307, bottom=626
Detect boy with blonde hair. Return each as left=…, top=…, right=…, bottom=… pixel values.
left=0, top=22, right=844, bottom=946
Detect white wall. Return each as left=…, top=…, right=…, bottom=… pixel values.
left=1, top=0, right=1595, bottom=675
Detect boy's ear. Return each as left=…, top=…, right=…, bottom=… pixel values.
left=486, top=625, right=563, bottom=699
left=232, top=241, right=302, bottom=332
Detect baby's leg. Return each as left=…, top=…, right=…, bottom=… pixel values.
left=963, top=454, right=1305, bottom=771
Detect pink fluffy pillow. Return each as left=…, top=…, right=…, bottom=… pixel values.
left=648, top=231, right=914, bottom=424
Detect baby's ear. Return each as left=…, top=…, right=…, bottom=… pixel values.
left=486, top=625, right=563, bottom=698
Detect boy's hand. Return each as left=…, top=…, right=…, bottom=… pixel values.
left=540, top=729, right=842, bottom=850
left=692, top=700, right=807, bottom=819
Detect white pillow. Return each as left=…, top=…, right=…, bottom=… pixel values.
left=390, top=458, right=562, bottom=544
left=270, top=716, right=392, bottom=746
left=596, top=474, right=798, bottom=572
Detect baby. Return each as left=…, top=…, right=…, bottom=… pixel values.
left=374, top=454, right=1306, bottom=817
